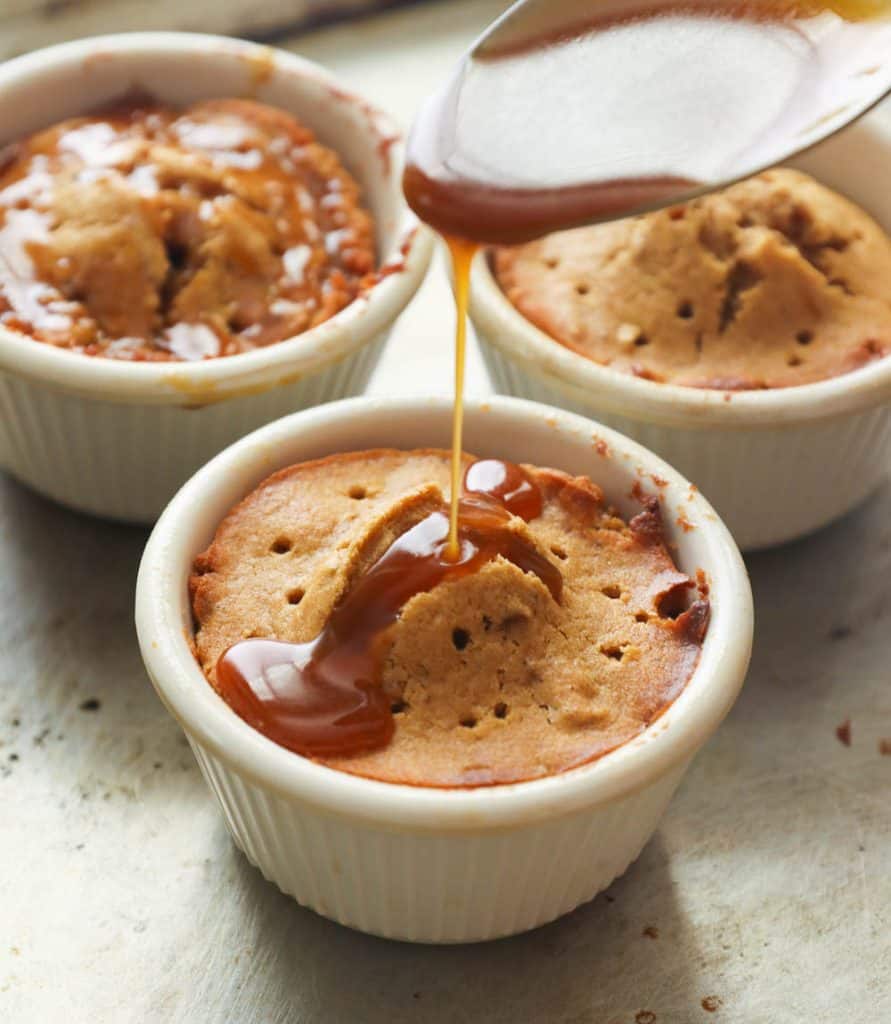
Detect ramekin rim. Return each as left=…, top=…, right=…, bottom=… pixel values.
left=135, top=395, right=754, bottom=831
left=0, top=32, right=433, bottom=402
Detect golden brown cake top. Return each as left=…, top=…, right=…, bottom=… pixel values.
left=190, top=449, right=707, bottom=787
left=0, top=98, right=375, bottom=360
left=494, top=169, right=891, bottom=389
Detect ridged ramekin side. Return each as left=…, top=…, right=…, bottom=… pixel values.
left=0, top=335, right=384, bottom=522
left=480, top=340, right=891, bottom=550
left=189, top=738, right=687, bottom=944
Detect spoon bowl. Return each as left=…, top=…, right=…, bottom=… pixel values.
left=405, top=0, right=891, bottom=243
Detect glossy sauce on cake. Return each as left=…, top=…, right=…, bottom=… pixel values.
left=0, top=99, right=375, bottom=360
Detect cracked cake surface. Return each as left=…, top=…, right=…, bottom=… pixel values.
left=0, top=98, right=375, bottom=360
left=190, top=449, right=708, bottom=787
left=494, top=169, right=891, bottom=389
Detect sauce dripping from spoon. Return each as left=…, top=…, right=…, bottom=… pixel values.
left=444, top=235, right=476, bottom=559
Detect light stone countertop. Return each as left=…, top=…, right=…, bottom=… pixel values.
left=1, top=3, right=889, bottom=1021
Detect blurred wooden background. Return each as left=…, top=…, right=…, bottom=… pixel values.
left=0, top=0, right=420, bottom=60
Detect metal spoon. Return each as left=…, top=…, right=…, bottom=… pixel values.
left=404, top=0, right=891, bottom=243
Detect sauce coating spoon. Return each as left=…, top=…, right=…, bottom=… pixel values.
left=404, top=0, right=891, bottom=244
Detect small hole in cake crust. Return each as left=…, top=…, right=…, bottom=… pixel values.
left=796, top=329, right=813, bottom=345
left=600, top=644, right=625, bottom=661
left=787, top=354, right=803, bottom=367
left=551, top=545, right=568, bottom=560
left=348, top=485, right=367, bottom=500
left=391, top=700, right=408, bottom=715
left=575, top=282, right=590, bottom=296
left=601, top=584, right=622, bottom=599
left=494, top=702, right=509, bottom=719
left=634, top=335, right=650, bottom=347
left=287, top=587, right=305, bottom=606
left=635, top=611, right=650, bottom=623
left=657, top=583, right=689, bottom=619
left=452, top=628, right=471, bottom=650
left=166, top=241, right=187, bottom=271
left=270, top=537, right=292, bottom=554
left=545, top=257, right=559, bottom=269
left=677, top=301, right=694, bottom=320
left=460, top=716, right=477, bottom=729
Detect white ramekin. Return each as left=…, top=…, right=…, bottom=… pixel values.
left=0, top=33, right=432, bottom=523
left=470, top=112, right=891, bottom=551
left=135, top=396, right=753, bottom=943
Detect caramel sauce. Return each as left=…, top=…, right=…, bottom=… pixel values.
left=445, top=235, right=476, bottom=560
left=0, top=99, right=375, bottom=359
left=216, top=460, right=560, bottom=758
left=465, top=457, right=544, bottom=521
left=404, top=170, right=697, bottom=248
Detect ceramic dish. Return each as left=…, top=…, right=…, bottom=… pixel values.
left=469, top=113, right=891, bottom=550
left=135, top=395, right=753, bottom=943
left=0, top=32, right=432, bottom=522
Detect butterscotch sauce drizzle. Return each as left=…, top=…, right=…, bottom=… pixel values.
left=445, top=235, right=477, bottom=560
left=0, top=99, right=375, bottom=359
left=216, top=460, right=561, bottom=757
left=465, top=457, right=544, bottom=520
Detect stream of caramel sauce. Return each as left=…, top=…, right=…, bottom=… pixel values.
left=444, top=235, right=477, bottom=560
